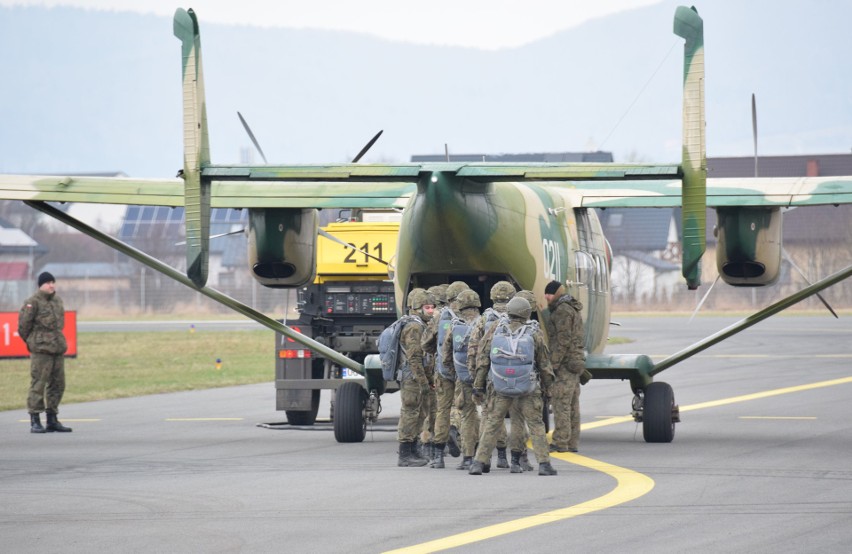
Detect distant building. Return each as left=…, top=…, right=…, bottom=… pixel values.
left=0, top=218, right=47, bottom=305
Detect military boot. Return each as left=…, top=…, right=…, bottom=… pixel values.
left=510, top=450, right=523, bottom=473
left=482, top=455, right=491, bottom=474
left=29, top=413, right=45, bottom=434
left=538, top=462, right=558, bottom=476
left=45, top=413, right=72, bottom=433
left=432, top=443, right=446, bottom=469
left=425, top=442, right=436, bottom=468
left=496, top=447, right=509, bottom=469
left=398, top=442, right=428, bottom=467
left=519, top=450, right=535, bottom=472
left=456, top=456, right=473, bottom=470
left=468, top=460, right=484, bottom=475
left=447, top=426, right=461, bottom=457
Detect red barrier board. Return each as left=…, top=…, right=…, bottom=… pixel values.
left=0, top=311, right=77, bottom=358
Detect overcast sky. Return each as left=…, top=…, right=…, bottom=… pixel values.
left=0, top=0, right=664, bottom=49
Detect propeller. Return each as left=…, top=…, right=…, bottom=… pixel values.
left=688, top=274, right=720, bottom=324
left=237, top=111, right=268, bottom=164
left=351, top=130, right=383, bottom=163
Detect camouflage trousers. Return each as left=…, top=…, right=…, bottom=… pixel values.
left=398, top=378, right=426, bottom=443
left=454, top=380, right=480, bottom=457
left=431, top=376, right=455, bottom=444
left=475, top=391, right=550, bottom=465
left=27, top=352, right=65, bottom=414
left=508, top=401, right=532, bottom=453
left=418, top=385, right=437, bottom=442
left=477, top=382, right=507, bottom=450
left=551, top=371, right=580, bottom=450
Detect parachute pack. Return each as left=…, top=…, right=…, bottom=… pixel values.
left=489, top=319, right=537, bottom=397
left=377, top=315, right=423, bottom=381
left=450, top=317, right=474, bottom=383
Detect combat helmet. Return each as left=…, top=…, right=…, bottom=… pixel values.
left=490, top=281, right=516, bottom=303
left=506, top=296, right=532, bottom=320
left=407, top=288, right=429, bottom=309
left=445, top=281, right=470, bottom=304
left=516, top=290, right=537, bottom=313
left=427, top=285, right=447, bottom=306
left=456, top=289, right=481, bottom=310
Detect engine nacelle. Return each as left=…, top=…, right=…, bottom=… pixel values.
left=714, top=207, right=782, bottom=287
left=248, top=208, right=318, bottom=287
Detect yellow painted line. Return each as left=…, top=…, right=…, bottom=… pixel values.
left=585, top=375, right=852, bottom=431
left=646, top=354, right=852, bottom=360
left=164, top=418, right=244, bottom=422
left=739, top=416, right=817, bottom=420
left=383, top=453, right=653, bottom=554
left=389, top=374, right=852, bottom=553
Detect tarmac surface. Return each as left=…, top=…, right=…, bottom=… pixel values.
left=2, top=314, right=851, bottom=553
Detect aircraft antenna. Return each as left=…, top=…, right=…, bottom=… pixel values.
left=444, top=143, right=450, bottom=162
left=599, top=39, right=679, bottom=152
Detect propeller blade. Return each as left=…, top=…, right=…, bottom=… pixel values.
left=318, top=228, right=389, bottom=266
left=351, top=130, right=383, bottom=163
left=688, top=274, right=720, bottom=324
left=751, top=93, right=758, bottom=177
left=237, top=111, right=268, bottom=164
left=782, top=249, right=838, bottom=318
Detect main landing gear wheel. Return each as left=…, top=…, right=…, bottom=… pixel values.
left=642, top=381, right=678, bottom=443
left=334, top=381, right=367, bottom=443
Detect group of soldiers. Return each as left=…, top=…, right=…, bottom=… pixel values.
left=393, top=279, right=587, bottom=476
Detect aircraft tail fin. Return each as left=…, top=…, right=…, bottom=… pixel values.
left=173, top=8, right=211, bottom=287
left=674, top=6, right=706, bottom=290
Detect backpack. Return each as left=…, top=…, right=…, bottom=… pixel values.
left=489, top=319, right=537, bottom=397
left=450, top=317, right=474, bottom=383
left=434, top=307, right=456, bottom=379
left=377, top=315, right=422, bottom=381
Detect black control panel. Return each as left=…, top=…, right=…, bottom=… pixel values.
left=320, top=283, right=396, bottom=315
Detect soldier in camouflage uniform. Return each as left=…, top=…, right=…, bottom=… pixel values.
left=396, top=289, right=435, bottom=467
left=19, top=272, right=72, bottom=434
left=544, top=280, right=585, bottom=453
left=466, top=280, right=516, bottom=470
left=508, top=289, right=541, bottom=472
left=435, top=287, right=480, bottom=469
left=469, top=297, right=557, bottom=476
left=417, top=285, right=447, bottom=462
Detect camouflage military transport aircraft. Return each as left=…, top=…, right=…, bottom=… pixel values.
left=1, top=6, right=851, bottom=443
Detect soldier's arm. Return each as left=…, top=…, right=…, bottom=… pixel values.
left=421, top=317, right=438, bottom=354
left=402, top=324, right=429, bottom=386
left=567, top=309, right=587, bottom=374
left=440, top=329, right=456, bottom=379
left=535, top=334, right=555, bottom=390
left=473, top=331, right=494, bottom=391
left=466, top=319, right=483, bottom=381
left=17, top=298, right=36, bottom=342
left=549, top=305, right=572, bottom=368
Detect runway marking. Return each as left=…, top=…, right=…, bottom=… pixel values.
left=738, top=416, right=817, bottom=420
left=584, top=375, right=852, bottom=431
left=164, top=418, right=244, bottom=421
left=390, top=374, right=852, bottom=553
left=646, top=354, right=852, bottom=360
left=383, top=454, right=653, bottom=554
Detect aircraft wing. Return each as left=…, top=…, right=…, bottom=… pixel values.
left=568, top=176, right=852, bottom=209
left=0, top=170, right=418, bottom=209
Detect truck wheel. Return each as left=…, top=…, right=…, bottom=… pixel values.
left=285, top=389, right=320, bottom=426
left=334, top=382, right=367, bottom=443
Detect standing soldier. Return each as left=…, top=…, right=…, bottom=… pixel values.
left=544, top=279, right=585, bottom=453
left=20, top=272, right=72, bottom=434
left=436, top=288, right=480, bottom=469
left=467, top=280, right=516, bottom=470
left=417, top=285, right=448, bottom=462
left=469, top=297, right=556, bottom=476
left=396, top=289, right=435, bottom=467
left=508, top=289, right=542, bottom=472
